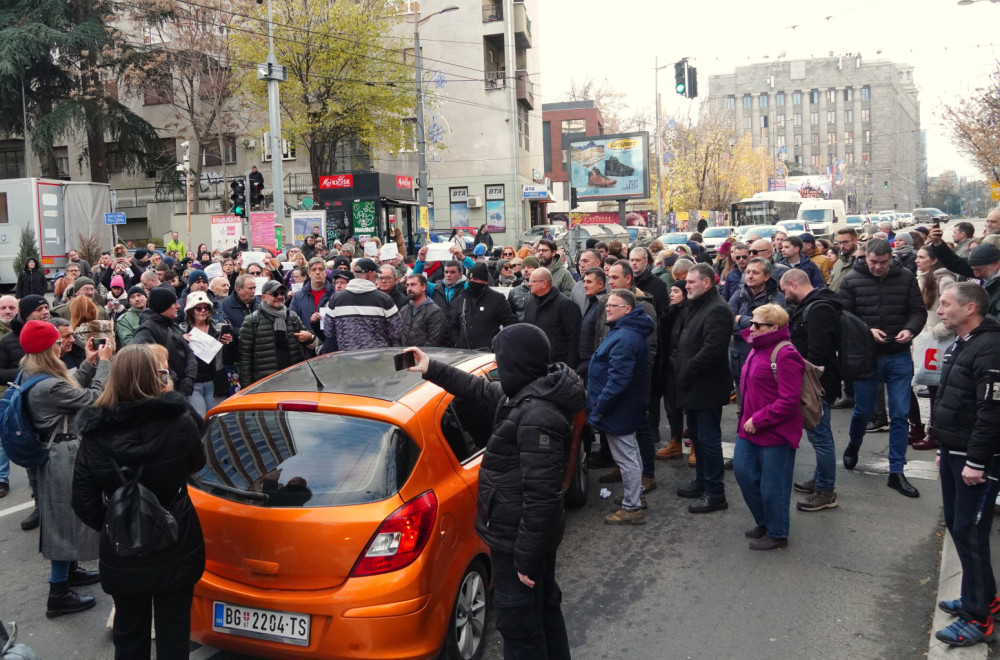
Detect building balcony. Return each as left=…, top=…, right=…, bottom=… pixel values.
left=513, top=1, right=531, bottom=48
left=516, top=69, right=534, bottom=109
left=485, top=69, right=506, bottom=90
left=481, top=2, right=502, bottom=22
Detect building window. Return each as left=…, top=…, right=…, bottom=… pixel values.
left=776, top=135, right=785, bottom=148
left=864, top=130, right=871, bottom=144
left=862, top=151, right=870, bottom=162
left=812, top=134, right=820, bottom=146
left=844, top=87, right=854, bottom=101
left=793, top=91, right=802, bottom=105
left=794, top=155, right=802, bottom=165
left=811, top=154, right=821, bottom=167
left=793, top=113, right=802, bottom=127
left=518, top=105, right=529, bottom=150
left=794, top=134, right=802, bottom=147
left=861, top=85, right=871, bottom=100
left=776, top=92, right=785, bottom=107
left=759, top=94, right=768, bottom=108
left=845, top=131, right=854, bottom=145
left=826, top=88, right=836, bottom=103
left=727, top=96, right=735, bottom=110
left=760, top=116, right=768, bottom=128
left=743, top=94, right=752, bottom=109
left=828, top=132, right=836, bottom=146
left=203, top=136, right=237, bottom=166
left=776, top=114, right=785, bottom=128
left=561, top=119, right=585, bottom=135
left=810, top=112, right=819, bottom=126
left=262, top=132, right=296, bottom=161
left=845, top=152, right=854, bottom=163
left=745, top=116, right=752, bottom=129
left=861, top=108, right=870, bottom=123
left=845, top=109, right=854, bottom=123
left=809, top=89, right=819, bottom=104
left=827, top=111, right=836, bottom=124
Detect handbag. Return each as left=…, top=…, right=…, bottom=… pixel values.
left=912, top=329, right=954, bottom=387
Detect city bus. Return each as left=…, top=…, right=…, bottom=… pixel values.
left=730, top=191, right=803, bottom=227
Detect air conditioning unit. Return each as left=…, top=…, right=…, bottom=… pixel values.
left=467, top=196, right=484, bottom=209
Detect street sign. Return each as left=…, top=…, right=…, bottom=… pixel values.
left=991, top=184, right=1000, bottom=201
left=105, top=212, right=126, bottom=225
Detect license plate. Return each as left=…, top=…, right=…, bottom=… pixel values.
left=213, top=601, right=310, bottom=646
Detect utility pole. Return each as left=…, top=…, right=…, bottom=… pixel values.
left=257, top=0, right=287, bottom=232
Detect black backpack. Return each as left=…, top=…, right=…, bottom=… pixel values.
left=103, top=459, right=179, bottom=558
left=805, top=301, right=877, bottom=382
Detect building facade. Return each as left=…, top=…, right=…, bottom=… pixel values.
left=541, top=100, right=604, bottom=212
left=707, top=55, right=921, bottom=213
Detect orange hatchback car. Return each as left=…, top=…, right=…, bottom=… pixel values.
left=188, top=348, right=591, bottom=660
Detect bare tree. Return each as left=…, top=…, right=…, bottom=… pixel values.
left=941, top=60, right=1000, bottom=186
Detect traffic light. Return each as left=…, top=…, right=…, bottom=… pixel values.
left=884, top=180, right=889, bottom=189
left=674, top=60, right=686, bottom=96
left=570, top=187, right=579, bottom=210
left=687, top=66, right=698, bottom=99
left=230, top=179, right=246, bottom=218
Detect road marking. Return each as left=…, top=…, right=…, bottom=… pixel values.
left=721, top=442, right=939, bottom=481
left=0, top=501, right=35, bottom=518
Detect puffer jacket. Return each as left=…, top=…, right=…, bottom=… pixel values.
left=15, top=265, right=47, bottom=298
left=0, top=315, right=28, bottom=386
left=238, top=306, right=307, bottom=385
left=116, top=307, right=143, bottom=347
left=422, top=346, right=585, bottom=580
left=738, top=325, right=805, bottom=448
left=72, top=392, right=206, bottom=596
left=838, top=256, right=926, bottom=355
left=586, top=307, right=654, bottom=435
left=132, top=309, right=197, bottom=395
left=931, top=319, right=1000, bottom=468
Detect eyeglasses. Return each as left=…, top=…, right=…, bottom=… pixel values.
left=750, top=321, right=774, bottom=329
left=606, top=303, right=629, bottom=309
left=268, top=292, right=285, bottom=299
left=502, top=252, right=515, bottom=257
left=733, top=255, right=749, bottom=261
left=377, top=275, right=395, bottom=281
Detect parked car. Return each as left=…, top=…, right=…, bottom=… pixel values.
left=520, top=224, right=568, bottom=248
left=912, top=208, right=950, bottom=224
left=774, top=220, right=809, bottom=236
left=733, top=225, right=781, bottom=240
left=626, top=225, right=657, bottom=248
left=701, top=226, right=735, bottom=254
left=188, top=348, right=591, bottom=660
left=657, top=231, right=693, bottom=246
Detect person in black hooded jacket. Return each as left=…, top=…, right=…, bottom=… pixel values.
left=404, top=325, right=586, bottom=660
left=72, top=343, right=205, bottom=660
left=15, top=257, right=47, bottom=298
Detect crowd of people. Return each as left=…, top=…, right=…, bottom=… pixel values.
left=1, top=209, right=999, bottom=654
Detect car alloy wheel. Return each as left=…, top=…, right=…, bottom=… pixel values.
left=446, top=560, right=488, bottom=660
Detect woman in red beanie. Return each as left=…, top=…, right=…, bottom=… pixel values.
left=19, top=319, right=114, bottom=617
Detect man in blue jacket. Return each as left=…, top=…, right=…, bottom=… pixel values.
left=588, top=288, right=655, bottom=525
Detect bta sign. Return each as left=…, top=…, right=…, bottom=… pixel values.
left=319, top=174, right=353, bottom=189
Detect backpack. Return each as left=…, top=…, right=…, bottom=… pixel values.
left=103, top=459, right=179, bottom=558
left=804, top=301, right=877, bottom=382
left=0, top=373, right=53, bottom=468
left=770, top=341, right=825, bottom=430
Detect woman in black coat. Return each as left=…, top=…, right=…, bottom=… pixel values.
left=72, top=343, right=206, bottom=660
left=16, top=257, right=47, bottom=298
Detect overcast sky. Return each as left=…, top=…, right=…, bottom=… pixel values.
left=538, top=0, right=999, bottom=181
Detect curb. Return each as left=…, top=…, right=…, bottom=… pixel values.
left=928, top=535, right=988, bottom=660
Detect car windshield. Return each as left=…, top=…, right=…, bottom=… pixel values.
left=191, top=411, right=419, bottom=508
left=662, top=233, right=688, bottom=244
left=800, top=209, right=832, bottom=222
left=846, top=216, right=863, bottom=225
left=703, top=227, right=731, bottom=238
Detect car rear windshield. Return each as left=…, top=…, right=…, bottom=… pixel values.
left=190, top=410, right=419, bottom=508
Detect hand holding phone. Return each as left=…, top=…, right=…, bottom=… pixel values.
left=393, top=351, right=416, bottom=371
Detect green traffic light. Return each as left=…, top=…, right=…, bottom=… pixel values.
left=676, top=83, right=686, bottom=94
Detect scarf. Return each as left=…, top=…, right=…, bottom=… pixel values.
left=259, top=301, right=287, bottom=333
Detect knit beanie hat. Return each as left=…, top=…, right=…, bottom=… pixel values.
left=127, top=285, right=147, bottom=299
left=894, top=232, right=913, bottom=246
left=187, top=269, right=209, bottom=286
left=72, top=276, right=95, bottom=294
left=110, top=275, right=125, bottom=290
left=469, top=263, right=490, bottom=282
left=18, top=295, right=47, bottom=319
left=19, top=320, right=60, bottom=355
left=148, top=287, right=178, bottom=313
left=521, top=256, right=540, bottom=269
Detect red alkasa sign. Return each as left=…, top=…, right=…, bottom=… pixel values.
left=319, top=174, right=354, bottom=189
left=396, top=176, right=413, bottom=189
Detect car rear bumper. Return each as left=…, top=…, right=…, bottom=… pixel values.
left=191, top=570, right=444, bottom=660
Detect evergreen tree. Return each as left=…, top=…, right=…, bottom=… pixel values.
left=13, top=226, right=40, bottom=275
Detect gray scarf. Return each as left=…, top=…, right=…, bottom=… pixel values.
left=259, top=301, right=287, bottom=333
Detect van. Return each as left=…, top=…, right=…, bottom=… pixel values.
left=797, top=199, right=846, bottom=239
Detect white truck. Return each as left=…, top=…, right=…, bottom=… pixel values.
left=797, top=198, right=846, bottom=239
left=0, top=178, right=114, bottom=286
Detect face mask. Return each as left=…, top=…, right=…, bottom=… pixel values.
left=466, top=281, right=487, bottom=297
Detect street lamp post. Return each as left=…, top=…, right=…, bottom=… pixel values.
left=256, top=0, right=288, bottom=230
left=653, top=58, right=671, bottom=229
left=412, top=6, right=459, bottom=240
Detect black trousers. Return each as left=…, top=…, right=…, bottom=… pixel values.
left=492, top=550, right=570, bottom=660
left=941, top=452, right=1000, bottom=621
left=112, top=587, right=194, bottom=660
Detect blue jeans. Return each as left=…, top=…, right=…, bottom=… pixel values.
left=50, top=560, right=70, bottom=583
left=849, top=352, right=912, bottom=473
left=733, top=437, right=796, bottom=539
left=0, top=441, right=8, bottom=484
left=188, top=381, right=220, bottom=418
left=688, top=408, right=725, bottom=498
left=940, top=451, right=1000, bottom=621
left=805, top=400, right=836, bottom=491
left=607, top=432, right=642, bottom=510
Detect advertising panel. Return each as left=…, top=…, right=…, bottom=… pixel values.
left=783, top=176, right=831, bottom=199
left=249, top=211, right=277, bottom=251
left=209, top=214, right=241, bottom=252
left=291, top=210, right=327, bottom=245
left=450, top=187, right=469, bottom=227
left=350, top=201, right=377, bottom=239
left=485, top=184, right=506, bottom=232
left=569, top=132, right=650, bottom=201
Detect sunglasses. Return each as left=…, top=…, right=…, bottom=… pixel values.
left=750, top=321, right=773, bottom=329
left=501, top=266, right=512, bottom=271
left=748, top=249, right=764, bottom=255
left=733, top=255, right=749, bottom=260
left=194, top=306, right=212, bottom=313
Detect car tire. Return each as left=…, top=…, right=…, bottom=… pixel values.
left=441, top=559, right=489, bottom=660
left=564, top=426, right=592, bottom=508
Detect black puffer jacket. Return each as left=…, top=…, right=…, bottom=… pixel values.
left=15, top=265, right=47, bottom=298
left=932, top=319, right=1000, bottom=467
left=0, top=315, right=27, bottom=385
left=422, top=325, right=585, bottom=580
left=132, top=309, right=198, bottom=395
left=238, top=307, right=307, bottom=385
left=666, top=286, right=733, bottom=410
left=72, top=392, right=206, bottom=595
left=523, top=287, right=581, bottom=368
left=838, top=256, right=926, bottom=355
left=788, top=288, right=843, bottom=403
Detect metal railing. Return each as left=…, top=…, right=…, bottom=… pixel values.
left=482, top=3, right=502, bottom=21
left=484, top=69, right=506, bottom=89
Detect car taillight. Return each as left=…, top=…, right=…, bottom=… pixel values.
left=351, top=491, right=437, bottom=577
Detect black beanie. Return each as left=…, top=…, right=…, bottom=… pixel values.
left=18, top=294, right=47, bottom=319
left=469, top=263, right=490, bottom=282
left=127, top=285, right=147, bottom=299
left=148, top=287, right=177, bottom=313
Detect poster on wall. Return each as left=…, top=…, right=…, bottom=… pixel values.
left=210, top=214, right=241, bottom=252
left=569, top=132, right=650, bottom=201
left=291, top=210, right=327, bottom=245
left=351, top=200, right=378, bottom=239
left=450, top=187, right=469, bottom=227
left=249, top=212, right=276, bottom=251
left=485, top=184, right=506, bottom=232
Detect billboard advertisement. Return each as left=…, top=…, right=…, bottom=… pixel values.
left=291, top=210, right=327, bottom=245
left=569, top=132, right=650, bottom=202
left=783, top=176, right=831, bottom=199
left=210, top=214, right=241, bottom=252
left=249, top=211, right=277, bottom=251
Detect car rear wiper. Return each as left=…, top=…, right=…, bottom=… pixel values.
left=199, top=481, right=269, bottom=503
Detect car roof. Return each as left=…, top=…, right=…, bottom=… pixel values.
left=241, top=348, right=492, bottom=402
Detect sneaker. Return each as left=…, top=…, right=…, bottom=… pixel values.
left=598, top=467, right=622, bottom=483
left=935, top=618, right=996, bottom=647
left=917, top=387, right=931, bottom=398
left=0, top=481, right=8, bottom=498
left=867, top=418, right=890, bottom=433
left=604, top=508, right=645, bottom=525
left=588, top=167, right=617, bottom=188
left=604, top=156, right=635, bottom=177
left=793, top=479, right=816, bottom=494
left=613, top=493, right=647, bottom=509
left=797, top=489, right=838, bottom=512
left=656, top=439, right=683, bottom=460
left=939, top=596, right=1000, bottom=618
